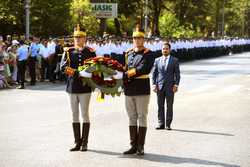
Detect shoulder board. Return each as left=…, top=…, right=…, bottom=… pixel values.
left=86, top=46, right=95, bottom=52
left=143, top=48, right=151, bottom=54
left=64, top=47, right=75, bottom=52
left=125, top=48, right=134, bottom=53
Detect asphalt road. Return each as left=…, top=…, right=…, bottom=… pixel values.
left=1, top=52, right=250, bottom=167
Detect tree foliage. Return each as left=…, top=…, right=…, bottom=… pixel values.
left=0, top=0, right=249, bottom=38
left=70, top=0, right=99, bottom=36
left=30, top=0, right=72, bottom=37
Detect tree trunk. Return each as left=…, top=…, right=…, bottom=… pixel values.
left=99, top=18, right=107, bottom=37
left=114, top=18, right=122, bottom=36
left=178, top=0, right=188, bottom=26
left=247, top=8, right=250, bottom=37
left=215, top=0, right=221, bottom=37
left=153, top=11, right=160, bottom=36
left=246, top=0, right=250, bottom=37
left=152, top=0, right=161, bottom=36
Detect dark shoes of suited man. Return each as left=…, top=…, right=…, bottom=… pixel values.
left=156, top=125, right=165, bottom=130
left=156, top=125, right=172, bottom=130
left=166, top=126, right=172, bottom=130
left=17, top=85, right=25, bottom=89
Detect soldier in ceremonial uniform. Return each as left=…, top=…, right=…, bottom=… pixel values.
left=60, top=25, right=96, bottom=152
left=109, top=26, right=155, bottom=155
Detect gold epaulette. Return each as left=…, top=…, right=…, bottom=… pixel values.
left=126, top=47, right=150, bottom=54
left=135, top=74, right=149, bottom=79
left=64, top=47, right=75, bottom=52
left=125, top=48, right=134, bottom=53
left=86, top=46, right=95, bottom=52
left=143, top=48, right=151, bottom=54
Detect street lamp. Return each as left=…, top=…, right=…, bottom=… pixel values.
left=25, top=0, right=30, bottom=40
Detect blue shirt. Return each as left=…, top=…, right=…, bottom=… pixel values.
left=17, top=45, right=29, bottom=61
left=30, top=42, right=39, bottom=57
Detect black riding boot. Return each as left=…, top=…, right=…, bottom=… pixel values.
left=123, top=126, right=138, bottom=154
left=70, top=123, right=81, bottom=151
left=81, top=123, right=90, bottom=151
left=137, top=127, right=147, bottom=156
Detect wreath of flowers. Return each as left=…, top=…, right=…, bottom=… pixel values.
left=78, top=57, right=124, bottom=97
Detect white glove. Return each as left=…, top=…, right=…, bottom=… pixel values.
left=104, top=77, right=113, bottom=81
left=79, top=70, right=92, bottom=78
left=113, top=70, right=123, bottom=79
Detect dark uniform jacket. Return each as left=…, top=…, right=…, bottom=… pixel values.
left=60, top=47, right=96, bottom=93
left=111, top=48, right=155, bottom=96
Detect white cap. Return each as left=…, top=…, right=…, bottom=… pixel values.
left=12, top=40, right=19, bottom=45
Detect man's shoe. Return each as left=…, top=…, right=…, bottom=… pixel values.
left=17, top=85, right=24, bottom=89
left=166, top=126, right=172, bottom=130
left=156, top=125, right=165, bottom=130
left=136, top=146, right=144, bottom=156
left=123, top=147, right=137, bottom=154
left=81, top=145, right=87, bottom=152
left=70, top=144, right=81, bottom=151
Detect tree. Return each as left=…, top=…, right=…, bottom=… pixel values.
left=159, top=12, right=197, bottom=38
left=115, top=0, right=138, bottom=36
left=71, top=0, right=99, bottom=36
left=0, top=0, right=26, bottom=37
left=1, top=0, right=249, bottom=38
left=224, top=0, right=249, bottom=37
left=31, top=0, right=72, bottom=37
left=150, top=0, right=165, bottom=36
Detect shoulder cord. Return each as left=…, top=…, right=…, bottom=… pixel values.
left=124, top=52, right=128, bottom=71
left=66, top=51, right=70, bottom=66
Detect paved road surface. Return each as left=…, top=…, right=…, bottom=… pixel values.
left=1, top=52, right=250, bottom=167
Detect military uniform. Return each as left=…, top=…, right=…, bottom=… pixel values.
left=61, top=47, right=95, bottom=93
left=110, top=28, right=155, bottom=155
left=60, top=25, right=96, bottom=152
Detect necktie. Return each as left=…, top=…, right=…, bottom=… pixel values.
left=164, top=57, right=168, bottom=69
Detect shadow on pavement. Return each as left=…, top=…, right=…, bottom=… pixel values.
left=172, top=129, right=234, bottom=136
left=89, top=149, right=239, bottom=167
left=129, top=153, right=239, bottom=167
left=23, top=82, right=65, bottom=91
left=89, top=149, right=121, bottom=156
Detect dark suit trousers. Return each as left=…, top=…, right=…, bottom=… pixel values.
left=157, top=89, right=174, bottom=127
left=41, top=58, right=48, bottom=80
left=28, top=57, right=36, bottom=84
left=17, top=60, right=27, bottom=86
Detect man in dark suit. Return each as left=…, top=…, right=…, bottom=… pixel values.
left=152, top=42, right=180, bottom=130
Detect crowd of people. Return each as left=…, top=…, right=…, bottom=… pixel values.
left=0, top=36, right=64, bottom=89
left=0, top=34, right=250, bottom=89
